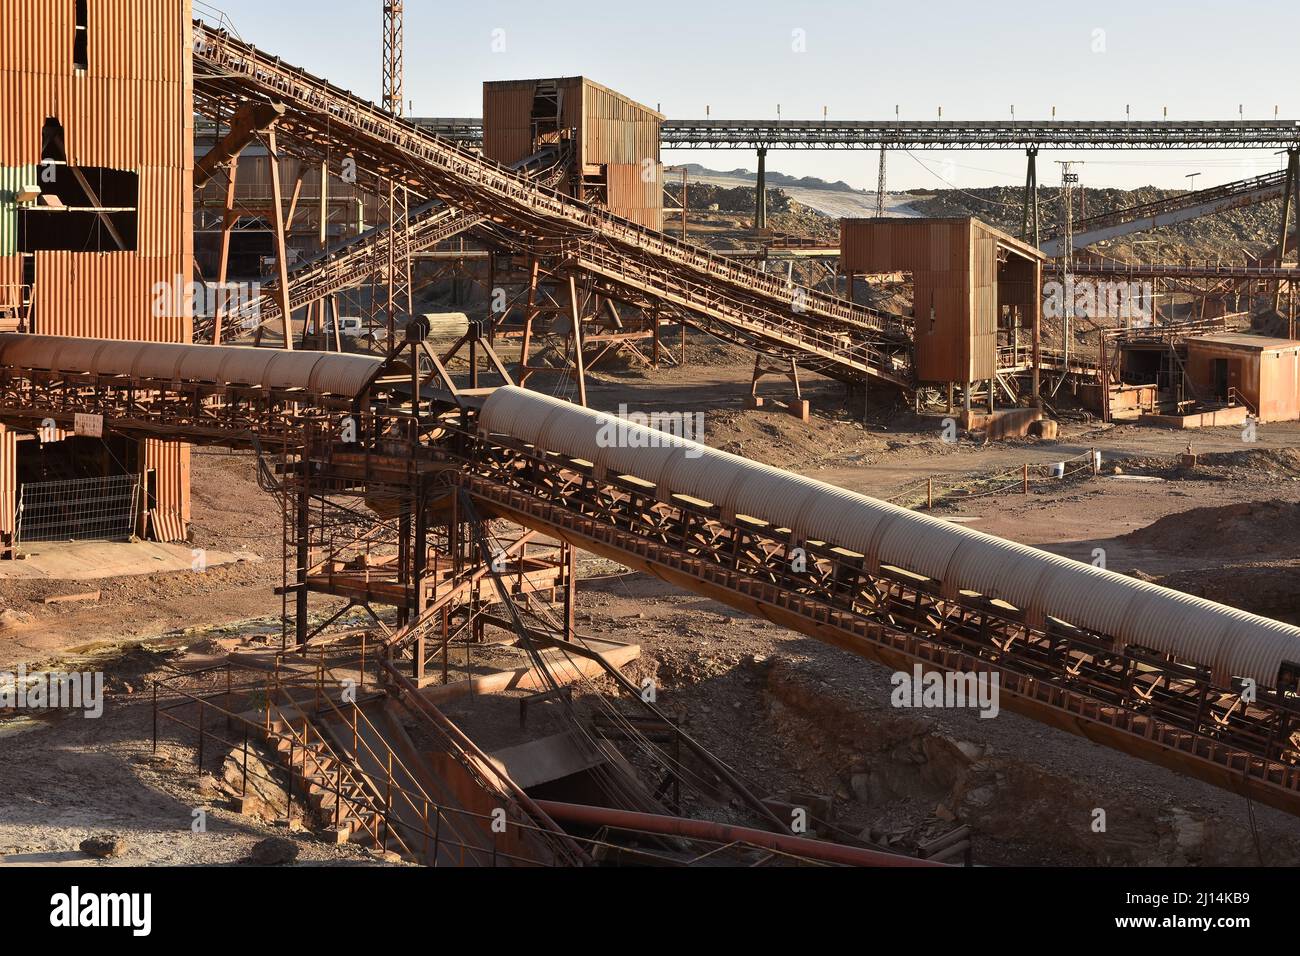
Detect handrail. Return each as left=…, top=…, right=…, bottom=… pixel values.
left=153, top=659, right=556, bottom=865
left=285, top=667, right=495, bottom=865
left=376, top=657, right=592, bottom=865
left=154, top=669, right=401, bottom=853
left=1228, top=386, right=1259, bottom=416
left=190, top=21, right=910, bottom=351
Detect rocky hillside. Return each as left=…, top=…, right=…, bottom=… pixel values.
left=906, top=186, right=1288, bottom=260
left=664, top=182, right=790, bottom=215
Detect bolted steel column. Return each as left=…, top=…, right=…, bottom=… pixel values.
left=1021, top=147, right=1040, bottom=247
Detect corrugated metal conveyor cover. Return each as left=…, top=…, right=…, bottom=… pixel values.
left=478, top=387, right=1300, bottom=686
left=213, top=347, right=280, bottom=387
left=0, top=334, right=383, bottom=398
left=263, top=351, right=331, bottom=391
left=173, top=344, right=227, bottom=383
left=309, top=353, right=386, bottom=397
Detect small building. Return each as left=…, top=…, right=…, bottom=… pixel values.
left=839, top=217, right=1044, bottom=408
left=483, top=77, right=663, bottom=230
left=1184, top=333, right=1300, bottom=423
left=0, top=0, right=194, bottom=551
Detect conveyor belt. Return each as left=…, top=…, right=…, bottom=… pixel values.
left=190, top=21, right=913, bottom=387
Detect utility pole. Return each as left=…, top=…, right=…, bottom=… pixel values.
left=1055, top=161, right=1083, bottom=392
left=680, top=166, right=688, bottom=241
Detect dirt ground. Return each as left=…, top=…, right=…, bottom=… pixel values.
left=4, top=355, right=1300, bottom=866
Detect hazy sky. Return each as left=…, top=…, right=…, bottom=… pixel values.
left=198, top=0, right=1299, bottom=193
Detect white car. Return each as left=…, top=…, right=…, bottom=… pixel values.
left=337, top=316, right=366, bottom=338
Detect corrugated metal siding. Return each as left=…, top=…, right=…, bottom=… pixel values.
left=1, top=0, right=193, bottom=337
left=482, top=82, right=537, bottom=166
left=2, top=1, right=194, bottom=542
left=0, top=165, right=36, bottom=257
left=0, top=256, right=20, bottom=289
left=970, top=227, right=997, bottom=382
left=143, top=439, right=188, bottom=543
left=484, top=77, right=662, bottom=224
left=844, top=219, right=1008, bottom=384
left=606, top=161, right=662, bottom=231
left=0, top=424, right=15, bottom=544
left=30, top=251, right=192, bottom=342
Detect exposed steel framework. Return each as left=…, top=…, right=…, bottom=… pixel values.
left=410, top=117, right=1300, bottom=150
left=189, top=21, right=914, bottom=389
left=1041, top=167, right=1293, bottom=257
left=3, top=330, right=1299, bottom=819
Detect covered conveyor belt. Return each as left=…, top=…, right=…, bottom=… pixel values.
left=0, top=334, right=386, bottom=400
left=477, top=387, right=1300, bottom=690
left=461, top=386, right=1300, bottom=816
left=1, top=325, right=1299, bottom=812
left=190, top=20, right=914, bottom=387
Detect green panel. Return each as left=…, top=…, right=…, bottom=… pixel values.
left=0, top=166, right=38, bottom=258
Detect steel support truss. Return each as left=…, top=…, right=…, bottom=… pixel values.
left=460, top=433, right=1300, bottom=818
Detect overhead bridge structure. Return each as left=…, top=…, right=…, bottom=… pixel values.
left=1048, top=258, right=1300, bottom=282
left=190, top=23, right=914, bottom=388
left=3, top=332, right=1300, bottom=819
left=413, top=117, right=1300, bottom=151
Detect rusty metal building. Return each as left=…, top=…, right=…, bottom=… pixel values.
left=0, top=0, right=194, bottom=550
left=483, top=77, right=663, bottom=230
left=840, top=216, right=1043, bottom=407
left=1185, top=333, right=1300, bottom=423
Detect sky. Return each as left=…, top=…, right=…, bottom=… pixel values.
left=196, top=0, right=1300, bottom=193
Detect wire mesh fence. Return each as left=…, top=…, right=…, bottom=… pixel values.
left=17, top=474, right=140, bottom=544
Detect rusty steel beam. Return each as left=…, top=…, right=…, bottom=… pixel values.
left=190, top=21, right=915, bottom=389
left=193, top=101, right=286, bottom=190
left=460, top=434, right=1300, bottom=820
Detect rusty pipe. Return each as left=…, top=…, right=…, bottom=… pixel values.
left=533, top=800, right=943, bottom=868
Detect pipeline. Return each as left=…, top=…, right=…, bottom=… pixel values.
left=533, top=801, right=942, bottom=867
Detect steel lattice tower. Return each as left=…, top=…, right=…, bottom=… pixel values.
left=382, top=2, right=404, bottom=117
left=380, top=2, right=411, bottom=343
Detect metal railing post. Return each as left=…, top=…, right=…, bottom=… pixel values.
left=286, top=738, right=295, bottom=822
left=196, top=699, right=205, bottom=770
left=433, top=807, right=441, bottom=866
